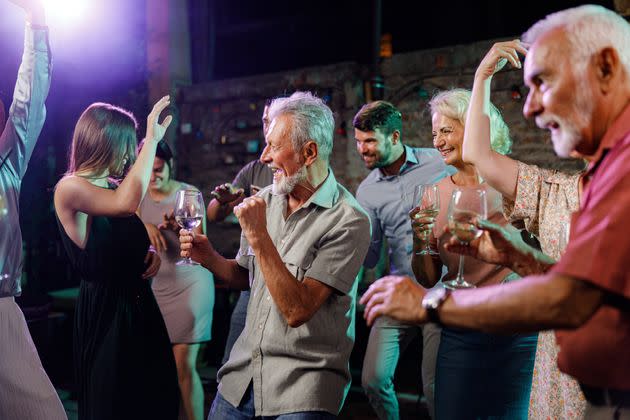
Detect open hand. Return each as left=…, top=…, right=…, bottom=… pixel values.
left=444, top=218, right=524, bottom=267
left=158, top=211, right=180, bottom=233
left=211, top=183, right=245, bottom=205
left=146, top=95, right=172, bottom=143
left=360, top=275, right=427, bottom=326
left=475, top=40, right=528, bottom=80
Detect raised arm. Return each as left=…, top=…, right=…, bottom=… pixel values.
left=0, top=0, right=50, bottom=179
left=55, top=96, right=172, bottom=218
left=463, top=41, right=526, bottom=200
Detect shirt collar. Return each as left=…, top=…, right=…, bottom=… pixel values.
left=303, top=169, right=338, bottom=209
left=586, top=103, right=630, bottom=175
left=376, top=145, right=418, bottom=180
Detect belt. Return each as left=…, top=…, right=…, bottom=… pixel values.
left=581, top=384, right=630, bottom=408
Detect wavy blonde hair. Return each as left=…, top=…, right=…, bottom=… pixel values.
left=428, top=88, right=511, bottom=155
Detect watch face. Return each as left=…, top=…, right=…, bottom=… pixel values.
left=424, top=286, right=447, bottom=309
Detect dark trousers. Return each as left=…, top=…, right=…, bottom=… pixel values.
left=435, top=327, right=537, bottom=420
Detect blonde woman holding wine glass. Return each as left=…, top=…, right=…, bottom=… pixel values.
left=409, top=88, right=536, bottom=419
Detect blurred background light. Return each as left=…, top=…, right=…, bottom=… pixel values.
left=43, top=0, right=88, bottom=23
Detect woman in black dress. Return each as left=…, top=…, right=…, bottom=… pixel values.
left=54, top=96, right=179, bottom=419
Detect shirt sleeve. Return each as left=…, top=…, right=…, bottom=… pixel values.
left=0, top=24, right=52, bottom=180
left=356, top=187, right=382, bottom=269
left=304, top=208, right=371, bottom=295
left=552, top=149, right=630, bottom=299
left=502, top=161, right=547, bottom=236
left=231, top=161, right=255, bottom=196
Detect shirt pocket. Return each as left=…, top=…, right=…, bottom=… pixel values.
left=282, top=254, right=313, bottom=282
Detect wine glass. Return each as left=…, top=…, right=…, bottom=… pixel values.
left=174, top=189, right=205, bottom=266
left=412, top=184, right=440, bottom=255
left=444, top=188, right=488, bottom=289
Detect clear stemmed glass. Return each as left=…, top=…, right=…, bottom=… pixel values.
left=412, top=184, right=440, bottom=256
left=174, top=189, right=205, bottom=266
left=444, top=187, right=488, bottom=289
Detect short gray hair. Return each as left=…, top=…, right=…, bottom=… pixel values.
left=523, top=5, right=630, bottom=75
left=267, top=91, right=334, bottom=162
left=428, top=88, right=511, bottom=155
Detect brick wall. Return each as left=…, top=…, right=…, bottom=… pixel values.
left=176, top=37, right=585, bottom=256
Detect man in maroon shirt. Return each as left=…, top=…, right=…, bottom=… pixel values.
left=360, top=5, right=630, bottom=418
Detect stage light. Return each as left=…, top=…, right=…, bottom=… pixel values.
left=42, top=0, right=88, bottom=22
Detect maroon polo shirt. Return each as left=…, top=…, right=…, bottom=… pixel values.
left=551, top=104, right=630, bottom=390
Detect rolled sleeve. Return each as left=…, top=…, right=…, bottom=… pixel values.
left=305, top=210, right=371, bottom=295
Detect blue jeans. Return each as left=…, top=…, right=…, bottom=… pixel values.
left=435, top=327, right=537, bottom=420
left=209, top=383, right=336, bottom=419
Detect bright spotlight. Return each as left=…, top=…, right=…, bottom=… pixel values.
left=43, top=0, right=88, bottom=22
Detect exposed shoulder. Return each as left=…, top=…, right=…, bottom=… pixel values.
left=55, top=175, right=91, bottom=195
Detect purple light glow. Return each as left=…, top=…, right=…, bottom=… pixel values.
left=43, top=0, right=88, bottom=22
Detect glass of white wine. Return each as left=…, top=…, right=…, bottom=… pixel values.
left=412, top=184, right=440, bottom=256
left=444, top=187, right=488, bottom=289
left=174, top=189, right=205, bottom=266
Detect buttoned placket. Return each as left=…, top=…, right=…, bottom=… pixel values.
left=251, top=198, right=303, bottom=414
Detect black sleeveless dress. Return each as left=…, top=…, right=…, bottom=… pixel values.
left=57, top=212, right=179, bottom=420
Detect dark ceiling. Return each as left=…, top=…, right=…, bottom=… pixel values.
left=191, top=0, right=616, bottom=81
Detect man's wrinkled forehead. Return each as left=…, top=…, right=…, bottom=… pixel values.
left=524, top=28, right=568, bottom=83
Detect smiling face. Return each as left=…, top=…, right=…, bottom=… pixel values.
left=150, top=156, right=170, bottom=192
left=523, top=29, right=597, bottom=157
left=260, top=114, right=307, bottom=194
left=354, top=127, right=397, bottom=169
left=431, top=112, right=465, bottom=166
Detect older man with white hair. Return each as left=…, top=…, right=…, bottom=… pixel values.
left=181, top=91, right=371, bottom=419
left=361, top=5, right=630, bottom=418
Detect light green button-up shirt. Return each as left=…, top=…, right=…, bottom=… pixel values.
left=218, top=170, right=371, bottom=416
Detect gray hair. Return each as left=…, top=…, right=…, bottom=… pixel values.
left=267, top=91, right=334, bottom=162
left=523, top=5, right=630, bottom=75
left=428, top=88, right=511, bottom=155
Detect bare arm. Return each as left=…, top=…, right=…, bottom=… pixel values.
left=440, top=273, right=604, bottom=333
left=360, top=272, right=605, bottom=334
left=206, top=183, right=244, bottom=222
left=179, top=229, right=249, bottom=290
left=463, top=41, right=527, bottom=200
left=235, top=196, right=334, bottom=327
left=55, top=96, right=172, bottom=218
left=253, top=233, right=334, bottom=327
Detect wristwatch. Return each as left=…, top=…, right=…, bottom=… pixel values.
left=422, top=286, right=451, bottom=324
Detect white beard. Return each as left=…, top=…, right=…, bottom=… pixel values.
left=272, top=165, right=308, bottom=195
left=551, top=73, right=594, bottom=158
